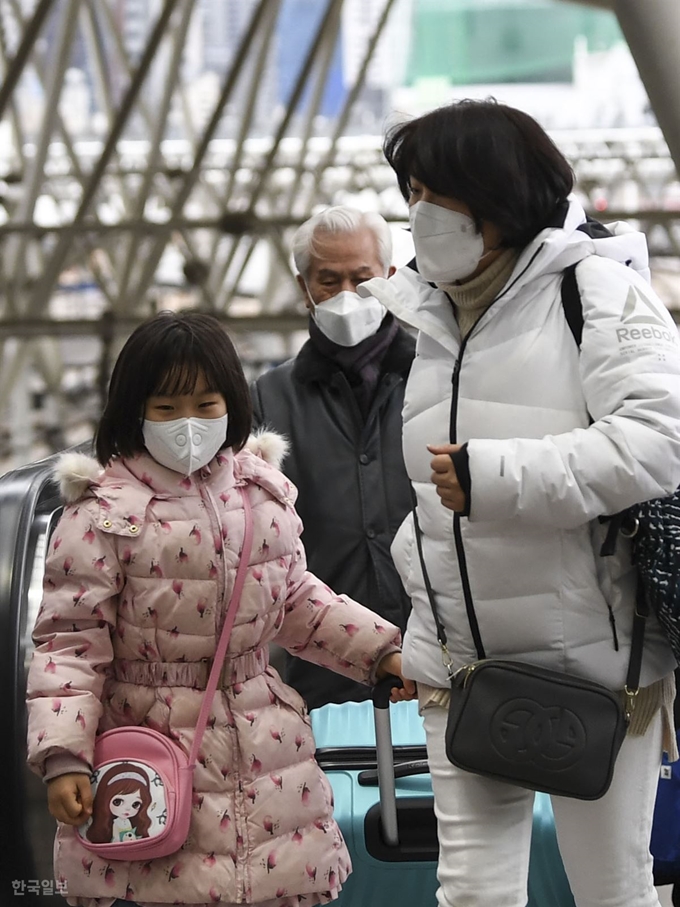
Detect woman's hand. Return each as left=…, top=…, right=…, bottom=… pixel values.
left=428, top=443, right=467, bottom=512
left=47, top=773, right=93, bottom=826
left=376, top=652, right=417, bottom=702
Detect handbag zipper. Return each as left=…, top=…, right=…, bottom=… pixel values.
left=452, top=661, right=481, bottom=687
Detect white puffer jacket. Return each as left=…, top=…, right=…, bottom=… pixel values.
left=360, top=197, right=680, bottom=690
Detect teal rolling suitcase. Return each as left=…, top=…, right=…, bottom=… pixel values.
left=312, top=686, right=575, bottom=907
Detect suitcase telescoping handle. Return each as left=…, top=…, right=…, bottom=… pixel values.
left=371, top=676, right=402, bottom=847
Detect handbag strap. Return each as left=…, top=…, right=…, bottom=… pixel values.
left=410, top=486, right=645, bottom=715
left=188, top=487, right=254, bottom=765
left=410, top=487, right=460, bottom=674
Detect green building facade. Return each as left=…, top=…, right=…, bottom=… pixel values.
left=407, top=0, right=623, bottom=85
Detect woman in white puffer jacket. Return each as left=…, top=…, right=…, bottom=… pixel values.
left=359, top=99, right=680, bottom=907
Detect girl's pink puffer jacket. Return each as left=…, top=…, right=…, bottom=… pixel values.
left=26, top=433, right=401, bottom=907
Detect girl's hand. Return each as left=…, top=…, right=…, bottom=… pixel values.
left=47, top=773, right=93, bottom=826
left=376, top=652, right=417, bottom=702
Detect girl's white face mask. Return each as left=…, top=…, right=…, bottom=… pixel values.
left=408, top=200, right=486, bottom=283
left=309, top=289, right=386, bottom=347
left=143, top=415, right=228, bottom=475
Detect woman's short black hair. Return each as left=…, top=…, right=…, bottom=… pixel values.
left=384, top=98, right=574, bottom=248
left=95, top=310, right=252, bottom=465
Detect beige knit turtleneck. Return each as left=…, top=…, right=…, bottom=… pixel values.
left=438, top=247, right=520, bottom=338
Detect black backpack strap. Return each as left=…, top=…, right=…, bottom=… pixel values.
left=579, top=215, right=615, bottom=240
left=561, top=262, right=584, bottom=347
left=561, top=217, right=616, bottom=348
left=560, top=237, right=645, bottom=703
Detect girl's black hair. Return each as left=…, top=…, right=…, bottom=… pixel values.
left=384, top=98, right=574, bottom=248
left=95, top=310, right=252, bottom=465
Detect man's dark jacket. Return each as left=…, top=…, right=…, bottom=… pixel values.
left=251, top=327, right=415, bottom=709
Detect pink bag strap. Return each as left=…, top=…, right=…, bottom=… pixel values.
left=188, top=487, right=254, bottom=766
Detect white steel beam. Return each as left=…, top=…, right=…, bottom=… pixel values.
left=613, top=0, right=680, bottom=177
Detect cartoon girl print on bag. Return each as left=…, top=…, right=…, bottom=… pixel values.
left=85, top=762, right=153, bottom=844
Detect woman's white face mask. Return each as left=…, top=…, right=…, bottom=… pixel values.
left=143, top=415, right=228, bottom=475
left=308, top=288, right=386, bottom=347
left=408, top=200, right=487, bottom=283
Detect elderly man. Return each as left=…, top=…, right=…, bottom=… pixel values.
left=251, top=206, right=415, bottom=709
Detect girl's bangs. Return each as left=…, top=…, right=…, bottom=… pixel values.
left=149, top=355, right=218, bottom=398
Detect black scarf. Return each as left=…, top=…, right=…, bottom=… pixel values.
left=308, top=313, right=400, bottom=418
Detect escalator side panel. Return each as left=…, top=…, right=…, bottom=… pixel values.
left=1, top=456, right=73, bottom=905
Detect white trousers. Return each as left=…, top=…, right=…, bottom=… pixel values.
left=422, top=705, right=664, bottom=907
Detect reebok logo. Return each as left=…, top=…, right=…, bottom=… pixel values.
left=616, top=286, right=676, bottom=345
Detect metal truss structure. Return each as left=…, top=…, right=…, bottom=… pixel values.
left=0, top=0, right=680, bottom=465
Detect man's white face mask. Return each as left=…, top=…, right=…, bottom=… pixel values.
left=308, top=288, right=387, bottom=348
left=143, top=415, right=228, bottom=475
left=409, top=200, right=487, bottom=283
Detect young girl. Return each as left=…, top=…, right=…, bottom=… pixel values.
left=26, top=310, right=414, bottom=907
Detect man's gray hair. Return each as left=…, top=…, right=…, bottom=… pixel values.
left=292, top=206, right=393, bottom=279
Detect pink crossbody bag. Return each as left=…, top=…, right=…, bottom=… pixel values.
left=76, top=489, right=254, bottom=861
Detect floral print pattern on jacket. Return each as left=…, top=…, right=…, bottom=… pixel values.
left=25, top=433, right=401, bottom=907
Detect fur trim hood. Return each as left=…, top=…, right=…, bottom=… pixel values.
left=53, top=450, right=102, bottom=505
left=53, top=430, right=290, bottom=503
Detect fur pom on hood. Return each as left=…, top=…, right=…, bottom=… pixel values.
left=244, top=429, right=289, bottom=470
left=53, top=451, right=104, bottom=504
left=53, top=430, right=290, bottom=504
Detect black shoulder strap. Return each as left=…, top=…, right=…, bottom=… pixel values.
left=410, top=489, right=450, bottom=653
left=561, top=262, right=583, bottom=347
left=411, top=487, right=486, bottom=665
left=561, top=216, right=616, bottom=348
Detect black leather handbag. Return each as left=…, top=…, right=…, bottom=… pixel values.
left=412, top=502, right=645, bottom=801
